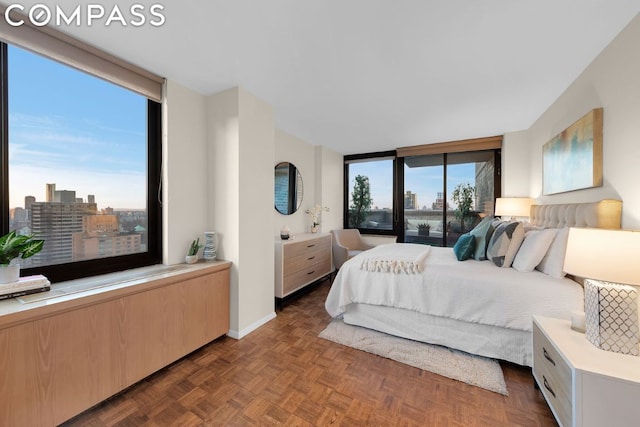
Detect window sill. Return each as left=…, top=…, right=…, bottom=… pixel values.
left=0, top=260, right=231, bottom=330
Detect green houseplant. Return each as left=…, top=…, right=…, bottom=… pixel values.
left=185, top=238, right=201, bottom=264
left=417, top=223, right=431, bottom=236
left=0, top=231, right=45, bottom=284
left=451, top=182, right=476, bottom=232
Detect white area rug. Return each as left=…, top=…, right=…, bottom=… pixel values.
left=319, top=319, right=508, bottom=395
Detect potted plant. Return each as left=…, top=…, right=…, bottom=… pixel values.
left=417, top=223, right=431, bottom=236
left=451, top=182, right=476, bottom=232
left=0, top=231, right=45, bottom=284
left=186, top=238, right=200, bottom=264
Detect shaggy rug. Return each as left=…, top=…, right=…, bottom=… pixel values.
left=319, top=319, right=508, bottom=395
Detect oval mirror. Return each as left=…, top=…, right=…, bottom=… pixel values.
left=274, top=162, right=303, bottom=215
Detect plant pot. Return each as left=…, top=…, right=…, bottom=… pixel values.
left=311, top=226, right=318, bottom=233
left=185, top=255, right=198, bottom=264
left=0, top=264, right=20, bottom=284
left=418, top=230, right=430, bottom=236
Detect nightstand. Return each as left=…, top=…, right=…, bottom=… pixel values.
left=532, top=315, right=640, bottom=427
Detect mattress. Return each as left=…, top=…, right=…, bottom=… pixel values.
left=326, top=245, right=584, bottom=332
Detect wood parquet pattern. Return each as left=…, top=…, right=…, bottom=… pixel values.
left=61, top=280, right=557, bottom=427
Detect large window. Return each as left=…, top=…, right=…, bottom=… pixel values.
left=344, top=152, right=397, bottom=234
left=403, top=150, right=499, bottom=246
left=1, top=43, right=162, bottom=282
left=344, top=141, right=501, bottom=245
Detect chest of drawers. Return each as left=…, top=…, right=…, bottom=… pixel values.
left=275, top=233, right=332, bottom=301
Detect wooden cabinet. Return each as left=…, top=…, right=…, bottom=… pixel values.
left=0, top=262, right=231, bottom=427
left=275, top=233, right=333, bottom=301
left=533, top=315, right=640, bottom=427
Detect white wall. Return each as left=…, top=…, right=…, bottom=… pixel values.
left=501, top=130, right=531, bottom=197
left=274, top=129, right=316, bottom=236
left=162, top=80, right=209, bottom=264
left=504, top=14, right=640, bottom=228
left=163, top=83, right=346, bottom=338
left=314, top=145, right=344, bottom=234
left=207, top=87, right=276, bottom=338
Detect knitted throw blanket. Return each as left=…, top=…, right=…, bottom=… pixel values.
left=359, top=244, right=431, bottom=274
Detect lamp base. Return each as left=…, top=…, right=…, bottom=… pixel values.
left=584, top=279, right=639, bottom=356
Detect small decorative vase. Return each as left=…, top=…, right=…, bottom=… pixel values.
left=280, top=226, right=290, bottom=240
left=311, top=226, right=318, bottom=233
left=203, top=231, right=218, bottom=261
left=0, top=264, right=20, bottom=284
left=185, top=255, right=198, bottom=264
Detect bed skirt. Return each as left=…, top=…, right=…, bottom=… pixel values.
left=343, top=303, right=532, bottom=366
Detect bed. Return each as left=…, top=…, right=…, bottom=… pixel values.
left=325, top=200, right=622, bottom=366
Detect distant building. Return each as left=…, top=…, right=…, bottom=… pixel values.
left=432, top=192, right=449, bottom=210
left=25, top=195, right=35, bottom=210
left=30, top=200, right=98, bottom=266
left=73, top=215, right=141, bottom=260
left=46, top=183, right=56, bottom=202
left=404, top=191, right=418, bottom=210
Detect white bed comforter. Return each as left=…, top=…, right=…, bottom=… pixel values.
left=325, top=244, right=583, bottom=332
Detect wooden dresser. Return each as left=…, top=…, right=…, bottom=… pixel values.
left=275, top=233, right=333, bottom=304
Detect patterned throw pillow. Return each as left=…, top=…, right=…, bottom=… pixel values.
left=453, top=233, right=476, bottom=261
left=469, top=216, right=497, bottom=261
left=487, top=221, right=525, bottom=267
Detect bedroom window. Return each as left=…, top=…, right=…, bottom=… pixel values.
left=345, top=138, right=501, bottom=245
left=344, top=151, right=398, bottom=234
left=0, top=43, right=162, bottom=283
left=403, top=150, right=499, bottom=247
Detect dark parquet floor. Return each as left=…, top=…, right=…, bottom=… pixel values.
left=61, top=279, right=557, bottom=427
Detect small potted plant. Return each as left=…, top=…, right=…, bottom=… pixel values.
left=186, top=238, right=200, bottom=264
left=0, top=231, right=45, bottom=284
left=417, top=223, right=431, bottom=236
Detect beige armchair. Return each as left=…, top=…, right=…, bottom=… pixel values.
left=331, top=229, right=374, bottom=270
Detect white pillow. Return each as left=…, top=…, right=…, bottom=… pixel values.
left=512, top=229, right=557, bottom=272
left=536, top=227, right=570, bottom=278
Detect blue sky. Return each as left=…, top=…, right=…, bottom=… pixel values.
left=348, top=159, right=476, bottom=210
left=8, top=45, right=147, bottom=210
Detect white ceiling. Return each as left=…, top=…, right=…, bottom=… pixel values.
left=5, top=1, right=640, bottom=154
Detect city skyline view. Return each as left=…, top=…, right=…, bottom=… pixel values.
left=348, top=159, right=477, bottom=210
left=8, top=44, right=147, bottom=210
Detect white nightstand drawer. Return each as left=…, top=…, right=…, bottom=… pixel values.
left=533, top=321, right=572, bottom=427
left=533, top=315, right=640, bottom=427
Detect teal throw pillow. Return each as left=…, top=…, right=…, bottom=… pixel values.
left=469, top=216, right=497, bottom=260
left=453, top=233, right=476, bottom=261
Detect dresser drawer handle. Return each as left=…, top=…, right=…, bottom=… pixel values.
left=307, top=244, right=316, bottom=248
left=543, top=347, right=556, bottom=366
left=307, top=270, right=315, bottom=275
left=308, top=256, right=315, bottom=260
left=543, top=376, right=556, bottom=398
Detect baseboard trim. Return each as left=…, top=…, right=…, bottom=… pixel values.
left=227, top=311, right=277, bottom=339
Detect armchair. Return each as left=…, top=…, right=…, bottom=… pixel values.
left=331, top=229, right=374, bottom=270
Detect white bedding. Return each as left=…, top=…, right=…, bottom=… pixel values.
left=325, top=244, right=583, bottom=332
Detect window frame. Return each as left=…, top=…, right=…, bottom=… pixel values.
left=343, top=147, right=502, bottom=245
left=0, top=41, right=163, bottom=283
left=343, top=150, right=401, bottom=237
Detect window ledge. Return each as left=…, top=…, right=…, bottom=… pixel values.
left=0, top=260, right=231, bottom=330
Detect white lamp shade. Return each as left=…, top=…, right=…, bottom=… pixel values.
left=564, top=228, right=640, bottom=286
left=494, top=197, right=534, bottom=218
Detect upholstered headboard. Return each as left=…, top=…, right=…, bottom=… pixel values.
left=530, top=199, right=622, bottom=229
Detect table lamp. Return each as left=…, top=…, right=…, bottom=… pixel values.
left=494, top=197, right=534, bottom=220
left=564, top=227, right=640, bottom=356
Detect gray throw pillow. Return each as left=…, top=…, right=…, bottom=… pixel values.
left=487, top=221, right=526, bottom=267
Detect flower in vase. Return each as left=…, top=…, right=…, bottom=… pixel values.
left=305, top=205, right=330, bottom=227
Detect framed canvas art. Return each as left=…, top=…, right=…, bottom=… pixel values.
left=543, top=108, right=603, bottom=195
